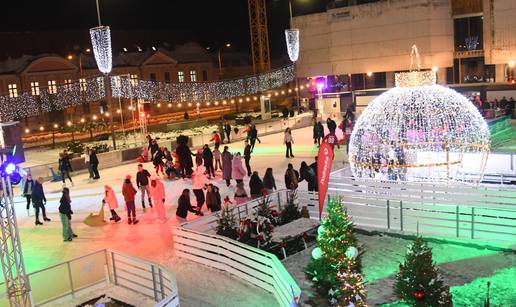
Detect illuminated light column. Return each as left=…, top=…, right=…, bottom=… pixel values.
left=285, top=28, right=300, bottom=112
left=90, top=24, right=117, bottom=150
left=316, top=82, right=324, bottom=117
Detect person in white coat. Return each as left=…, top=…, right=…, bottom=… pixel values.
left=150, top=177, right=167, bottom=222
left=231, top=153, right=246, bottom=185
left=192, top=161, right=208, bottom=212
left=103, top=185, right=121, bottom=222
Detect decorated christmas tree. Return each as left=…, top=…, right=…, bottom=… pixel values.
left=281, top=190, right=302, bottom=224
left=306, top=196, right=362, bottom=304
left=216, top=205, right=238, bottom=239
left=256, top=196, right=279, bottom=225
left=333, top=263, right=367, bottom=307
left=394, top=236, right=452, bottom=306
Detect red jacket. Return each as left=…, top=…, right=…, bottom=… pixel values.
left=210, top=134, right=221, bottom=143
left=122, top=182, right=137, bottom=202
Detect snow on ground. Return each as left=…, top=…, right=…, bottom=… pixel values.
left=12, top=125, right=346, bottom=306
left=282, top=232, right=516, bottom=306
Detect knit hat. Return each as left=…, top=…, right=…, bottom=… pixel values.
left=125, top=175, right=131, bottom=180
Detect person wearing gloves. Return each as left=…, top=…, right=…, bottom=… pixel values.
left=102, top=185, right=121, bottom=222
left=122, top=175, right=139, bottom=225
left=176, top=189, right=202, bottom=223
left=150, top=177, right=167, bottom=223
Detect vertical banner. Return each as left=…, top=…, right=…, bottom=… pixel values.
left=317, top=141, right=334, bottom=219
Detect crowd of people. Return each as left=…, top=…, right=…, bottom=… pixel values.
left=472, top=95, right=515, bottom=117
left=20, top=117, right=325, bottom=243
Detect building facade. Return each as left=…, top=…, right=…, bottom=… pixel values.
left=293, top=0, right=516, bottom=88
left=0, top=42, right=218, bottom=125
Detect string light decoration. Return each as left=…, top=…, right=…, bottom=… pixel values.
left=0, top=65, right=294, bottom=122
left=285, top=29, right=300, bottom=62
left=348, top=46, right=490, bottom=183
left=89, top=26, right=113, bottom=74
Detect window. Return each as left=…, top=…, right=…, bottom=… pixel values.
left=8, top=84, right=18, bottom=98
left=79, top=78, right=87, bottom=91
left=190, top=70, right=197, bottom=82
left=202, top=70, right=208, bottom=81
left=178, top=71, right=185, bottom=83
left=30, top=82, right=40, bottom=96
left=454, top=16, right=483, bottom=51
left=150, top=73, right=156, bottom=81
left=130, top=74, right=138, bottom=86
left=48, top=80, right=57, bottom=94
left=164, top=72, right=171, bottom=83
left=64, top=79, right=73, bottom=90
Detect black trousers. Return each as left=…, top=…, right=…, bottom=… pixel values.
left=244, top=157, right=251, bottom=176
left=193, top=189, right=205, bottom=211
left=250, top=138, right=256, bottom=151
left=285, top=142, right=293, bottom=157
left=34, top=202, right=47, bottom=221
left=126, top=201, right=136, bottom=218
left=25, top=195, right=31, bottom=210
left=61, top=170, right=73, bottom=183
left=225, top=131, right=231, bottom=143
left=92, top=163, right=100, bottom=179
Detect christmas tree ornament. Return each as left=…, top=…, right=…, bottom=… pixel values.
left=345, top=246, right=358, bottom=259
left=311, top=247, right=323, bottom=260
left=413, top=290, right=425, bottom=300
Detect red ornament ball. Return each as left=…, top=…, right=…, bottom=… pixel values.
left=413, top=290, right=425, bottom=300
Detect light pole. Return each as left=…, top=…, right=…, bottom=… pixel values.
left=210, top=43, right=231, bottom=78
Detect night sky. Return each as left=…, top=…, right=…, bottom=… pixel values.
left=0, top=0, right=327, bottom=59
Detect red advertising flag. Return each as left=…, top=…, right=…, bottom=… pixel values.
left=317, top=140, right=334, bottom=219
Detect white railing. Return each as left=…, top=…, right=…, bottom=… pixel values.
left=328, top=174, right=516, bottom=243
left=173, top=226, right=300, bottom=307
left=0, top=249, right=179, bottom=307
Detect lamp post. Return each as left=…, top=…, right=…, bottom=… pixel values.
left=209, top=43, right=231, bottom=78
left=90, top=0, right=116, bottom=150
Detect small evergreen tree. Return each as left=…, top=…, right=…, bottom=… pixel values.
left=253, top=196, right=276, bottom=246
left=306, top=197, right=361, bottom=304
left=216, top=205, right=238, bottom=239
left=333, top=263, right=367, bottom=307
left=280, top=190, right=302, bottom=224
left=256, top=196, right=279, bottom=225
left=394, top=237, right=452, bottom=307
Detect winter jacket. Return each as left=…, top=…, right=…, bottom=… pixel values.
left=221, top=151, right=233, bottom=180
left=152, top=150, right=164, bottom=166
left=59, top=197, right=73, bottom=219
left=262, top=174, right=276, bottom=191
left=59, top=156, right=73, bottom=172
left=176, top=144, right=194, bottom=168
left=103, top=186, right=119, bottom=209
left=90, top=151, right=99, bottom=165
left=284, top=132, right=294, bottom=144
left=284, top=168, right=300, bottom=190
left=122, top=182, right=137, bottom=202
left=176, top=194, right=197, bottom=219
left=31, top=181, right=46, bottom=204
left=23, top=179, right=34, bottom=196
left=249, top=175, right=264, bottom=197
left=300, top=164, right=317, bottom=191
left=136, top=169, right=151, bottom=187
left=210, top=134, right=221, bottom=144
left=192, top=166, right=208, bottom=190
left=231, top=156, right=246, bottom=180
left=149, top=142, right=159, bottom=155
left=150, top=180, right=165, bottom=200
left=203, top=147, right=213, bottom=166
left=224, top=123, right=231, bottom=134
left=317, top=123, right=325, bottom=138
left=206, top=186, right=222, bottom=212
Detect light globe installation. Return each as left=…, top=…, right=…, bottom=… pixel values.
left=348, top=46, right=490, bottom=183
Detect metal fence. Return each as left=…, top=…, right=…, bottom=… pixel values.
left=0, top=249, right=179, bottom=306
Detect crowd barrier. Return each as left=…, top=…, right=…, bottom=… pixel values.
left=0, top=249, right=179, bottom=307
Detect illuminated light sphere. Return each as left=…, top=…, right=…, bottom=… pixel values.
left=157, top=103, right=161, bottom=108
left=24, top=129, right=30, bottom=134
left=168, top=103, right=172, bottom=107
left=177, top=103, right=182, bottom=107
left=39, top=126, right=44, bottom=131
left=89, top=26, right=112, bottom=74
left=284, top=29, right=300, bottom=62
left=188, top=103, right=192, bottom=107
left=349, top=71, right=490, bottom=183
